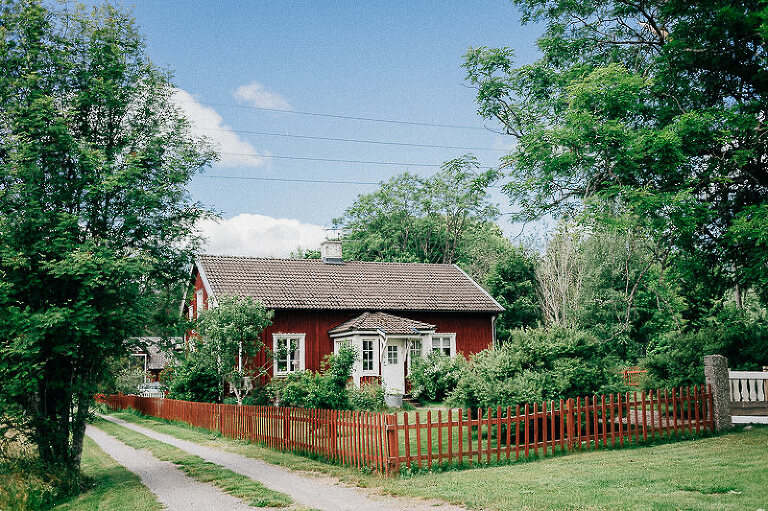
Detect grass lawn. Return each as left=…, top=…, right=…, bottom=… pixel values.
left=53, top=436, right=162, bottom=511
left=92, top=418, right=292, bottom=508
left=105, top=410, right=768, bottom=511
left=0, top=436, right=161, bottom=511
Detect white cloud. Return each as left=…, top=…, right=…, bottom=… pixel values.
left=172, top=88, right=266, bottom=168
left=233, top=81, right=291, bottom=110
left=198, top=214, right=327, bottom=258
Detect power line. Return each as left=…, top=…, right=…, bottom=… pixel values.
left=221, top=151, right=462, bottom=167
left=196, top=127, right=504, bottom=151
left=200, top=173, right=502, bottom=188
left=176, top=99, right=490, bottom=131
left=201, top=174, right=379, bottom=185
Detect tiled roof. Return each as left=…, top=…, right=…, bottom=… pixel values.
left=328, top=312, right=436, bottom=335
left=197, top=255, right=503, bottom=312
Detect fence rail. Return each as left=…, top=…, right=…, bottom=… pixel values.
left=728, top=371, right=768, bottom=402
left=96, top=385, right=713, bottom=476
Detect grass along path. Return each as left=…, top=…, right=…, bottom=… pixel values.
left=92, top=418, right=292, bottom=508
left=0, top=436, right=163, bottom=511
left=103, top=409, right=768, bottom=511
left=53, top=436, right=164, bottom=511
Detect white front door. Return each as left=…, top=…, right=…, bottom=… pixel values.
left=381, top=338, right=405, bottom=393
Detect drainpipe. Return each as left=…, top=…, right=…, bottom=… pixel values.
left=492, top=315, right=497, bottom=349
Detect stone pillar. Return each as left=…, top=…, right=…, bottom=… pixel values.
left=704, top=355, right=732, bottom=431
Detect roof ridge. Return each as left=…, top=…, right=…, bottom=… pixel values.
left=198, top=253, right=458, bottom=267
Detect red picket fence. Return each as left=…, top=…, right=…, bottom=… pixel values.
left=387, top=386, right=712, bottom=473
left=96, top=385, right=713, bottom=476
left=622, top=367, right=648, bottom=386
left=96, top=394, right=388, bottom=472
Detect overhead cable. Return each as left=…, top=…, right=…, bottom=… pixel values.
left=175, top=99, right=490, bottom=130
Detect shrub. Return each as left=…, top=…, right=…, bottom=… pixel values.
left=270, top=347, right=356, bottom=409
left=166, top=356, right=221, bottom=403
left=348, top=382, right=386, bottom=411
left=113, top=367, right=147, bottom=395
left=643, top=303, right=768, bottom=389
left=449, top=327, right=624, bottom=410
left=408, top=352, right=466, bottom=403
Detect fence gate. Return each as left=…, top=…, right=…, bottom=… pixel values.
left=729, top=370, right=768, bottom=424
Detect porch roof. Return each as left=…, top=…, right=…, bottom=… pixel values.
left=328, top=311, right=436, bottom=336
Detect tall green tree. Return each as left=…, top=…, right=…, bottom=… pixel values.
left=0, top=1, right=214, bottom=469
left=484, top=245, right=541, bottom=334
left=195, top=295, right=273, bottom=405
left=334, top=155, right=505, bottom=281
left=464, top=0, right=768, bottom=307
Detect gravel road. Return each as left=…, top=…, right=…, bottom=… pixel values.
left=98, top=414, right=465, bottom=511
left=85, top=425, right=279, bottom=511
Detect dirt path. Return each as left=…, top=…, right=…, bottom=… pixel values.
left=99, top=414, right=465, bottom=511
left=85, top=425, right=279, bottom=511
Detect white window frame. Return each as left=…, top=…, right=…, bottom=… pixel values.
left=431, top=334, right=456, bottom=357
left=273, top=334, right=306, bottom=376
left=387, top=345, right=399, bottom=365
left=408, top=338, right=424, bottom=367
left=361, top=338, right=375, bottom=373
left=195, top=289, right=204, bottom=318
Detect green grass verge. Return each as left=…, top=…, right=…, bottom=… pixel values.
left=0, top=436, right=162, bottom=511
left=103, top=409, right=768, bottom=511
left=92, top=418, right=292, bottom=508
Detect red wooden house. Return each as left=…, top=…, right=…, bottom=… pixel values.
left=186, top=241, right=503, bottom=394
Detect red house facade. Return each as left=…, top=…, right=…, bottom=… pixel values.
left=186, top=242, right=503, bottom=393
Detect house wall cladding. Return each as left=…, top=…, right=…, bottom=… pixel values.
left=260, top=309, right=494, bottom=376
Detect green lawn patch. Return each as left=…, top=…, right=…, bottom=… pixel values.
left=0, top=436, right=162, bottom=511
left=92, top=418, right=292, bottom=508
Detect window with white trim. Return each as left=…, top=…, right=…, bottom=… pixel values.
left=387, top=345, right=398, bottom=365
left=362, top=339, right=374, bottom=371
left=273, top=334, right=305, bottom=375
left=431, top=335, right=455, bottom=357
left=409, top=339, right=422, bottom=363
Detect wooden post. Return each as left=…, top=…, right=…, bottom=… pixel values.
left=385, top=413, right=400, bottom=476
left=567, top=399, right=575, bottom=452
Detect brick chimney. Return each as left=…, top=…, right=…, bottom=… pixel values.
left=320, top=240, right=344, bottom=265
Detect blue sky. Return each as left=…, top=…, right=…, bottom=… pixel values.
left=108, top=1, right=543, bottom=255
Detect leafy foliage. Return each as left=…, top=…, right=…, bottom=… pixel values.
left=408, top=352, right=466, bottom=403
left=645, top=302, right=768, bottom=388
left=164, top=356, right=221, bottom=403
left=270, top=347, right=358, bottom=410
left=195, top=295, right=273, bottom=405
left=485, top=245, right=541, bottom=333
left=348, top=382, right=386, bottom=411
left=464, top=0, right=768, bottom=301
left=0, top=1, right=213, bottom=469
left=449, top=327, right=625, bottom=410
left=334, top=156, right=507, bottom=281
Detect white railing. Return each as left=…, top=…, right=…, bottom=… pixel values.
left=729, top=371, right=767, bottom=402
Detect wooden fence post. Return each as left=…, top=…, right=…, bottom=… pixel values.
left=283, top=408, right=290, bottom=450
left=385, top=413, right=400, bottom=476
left=568, top=398, right=576, bottom=451
left=704, top=354, right=732, bottom=431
